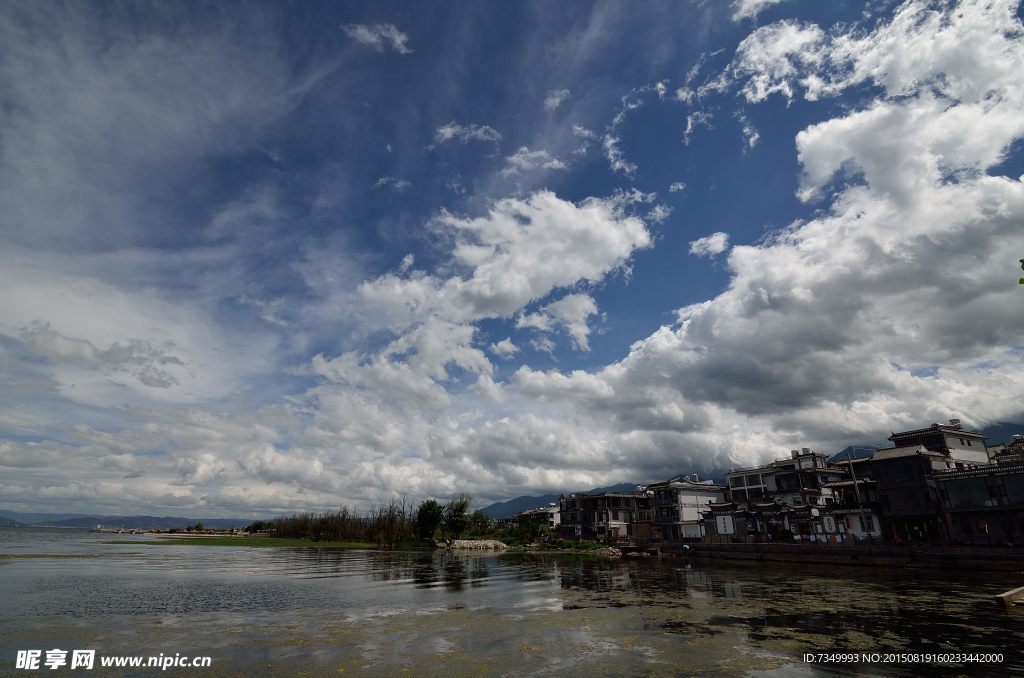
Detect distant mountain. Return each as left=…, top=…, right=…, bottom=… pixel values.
left=0, top=512, right=258, bottom=530
left=981, top=421, right=1024, bottom=445
left=0, top=511, right=95, bottom=524
left=479, top=482, right=640, bottom=519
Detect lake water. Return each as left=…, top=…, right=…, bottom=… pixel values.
left=1, top=527, right=1021, bottom=676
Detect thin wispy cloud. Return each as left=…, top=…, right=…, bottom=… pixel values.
left=501, top=147, right=567, bottom=176
left=431, top=121, right=502, bottom=147
left=341, top=23, right=412, bottom=54
left=544, top=88, right=571, bottom=110
left=373, top=176, right=412, bottom=191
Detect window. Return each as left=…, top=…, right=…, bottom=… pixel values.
left=864, top=515, right=874, bottom=531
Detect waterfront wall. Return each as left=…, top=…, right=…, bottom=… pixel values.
left=681, top=542, right=1024, bottom=572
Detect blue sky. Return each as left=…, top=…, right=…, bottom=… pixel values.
left=1, top=0, right=1023, bottom=517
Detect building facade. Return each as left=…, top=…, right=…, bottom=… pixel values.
left=648, top=475, right=725, bottom=541
left=935, top=462, right=1024, bottom=545
left=559, top=491, right=650, bottom=543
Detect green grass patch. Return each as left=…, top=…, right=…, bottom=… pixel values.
left=102, top=537, right=376, bottom=548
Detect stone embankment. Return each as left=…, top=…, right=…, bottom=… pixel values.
left=447, top=539, right=508, bottom=550
left=683, top=542, right=1024, bottom=572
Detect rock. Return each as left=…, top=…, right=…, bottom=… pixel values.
left=448, top=539, right=509, bottom=550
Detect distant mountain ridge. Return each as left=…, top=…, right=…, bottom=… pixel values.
left=479, top=482, right=641, bottom=519
left=0, top=511, right=258, bottom=530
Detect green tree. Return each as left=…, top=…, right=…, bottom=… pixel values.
left=443, top=494, right=471, bottom=539
left=416, top=499, right=444, bottom=539
left=469, top=510, right=491, bottom=536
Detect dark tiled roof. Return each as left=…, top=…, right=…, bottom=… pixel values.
left=871, top=444, right=940, bottom=461
left=889, top=423, right=984, bottom=440
left=933, top=461, right=1024, bottom=480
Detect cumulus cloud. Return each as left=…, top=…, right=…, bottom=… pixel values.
left=517, top=293, right=600, bottom=351
left=357, top=190, right=651, bottom=325
left=341, top=23, right=412, bottom=54
left=432, top=122, right=502, bottom=147
left=668, top=181, right=686, bottom=193
left=688, top=232, right=731, bottom=258
left=544, top=88, right=571, bottom=110
left=4, top=0, right=1023, bottom=517
left=496, top=0, right=1024, bottom=478
left=489, top=338, right=520, bottom=359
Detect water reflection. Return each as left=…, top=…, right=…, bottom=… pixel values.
left=1, top=529, right=1022, bottom=675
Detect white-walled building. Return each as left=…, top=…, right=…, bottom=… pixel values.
left=648, top=475, right=725, bottom=541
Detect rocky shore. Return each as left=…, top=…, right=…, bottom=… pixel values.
left=446, top=539, right=508, bottom=550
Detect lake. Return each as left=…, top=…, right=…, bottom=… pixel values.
left=1, top=527, right=1021, bottom=676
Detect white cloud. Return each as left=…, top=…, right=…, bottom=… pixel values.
left=4, top=0, right=1023, bottom=517
left=544, top=88, right=571, bottom=110
left=489, top=338, right=520, bottom=359
left=517, top=293, right=600, bottom=351
left=501, top=147, right=568, bottom=176
left=0, top=250, right=278, bottom=409
left=0, top=4, right=318, bottom=252
left=684, top=111, right=714, bottom=145
left=358, top=190, right=651, bottom=325
left=718, top=20, right=825, bottom=103
left=688, top=232, right=731, bottom=257
left=737, top=112, right=760, bottom=150
left=373, top=176, right=412, bottom=191
left=668, top=181, right=686, bottom=193
left=572, top=124, right=597, bottom=155
left=572, top=124, right=596, bottom=140
left=382, top=319, right=492, bottom=381
left=341, top=23, right=412, bottom=54
left=731, top=0, right=790, bottom=22
left=602, top=134, right=637, bottom=175
left=530, top=336, right=557, bottom=356
left=432, top=122, right=502, bottom=147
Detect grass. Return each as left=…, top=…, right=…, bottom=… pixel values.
left=102, top=536, right=377, bottom=548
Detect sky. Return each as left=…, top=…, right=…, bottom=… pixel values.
left=1, top=0, right=1023, bottom=518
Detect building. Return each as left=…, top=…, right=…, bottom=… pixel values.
left=648, top=475, right=725, bottom=541
left=988, top=434, right=1024, bottom=465
left=822, top=459, right=884, bottom=540
left=887, top=418, right=988, bottom=467
left=935, top=462, right=1024, bottom=545
left=559, top=490, right=650, bottom=543
left=513, top=504, right=560, bottom=533
left=725, top=448, right=849, bottom=509
left=860, top=420, right=989, bottom=544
